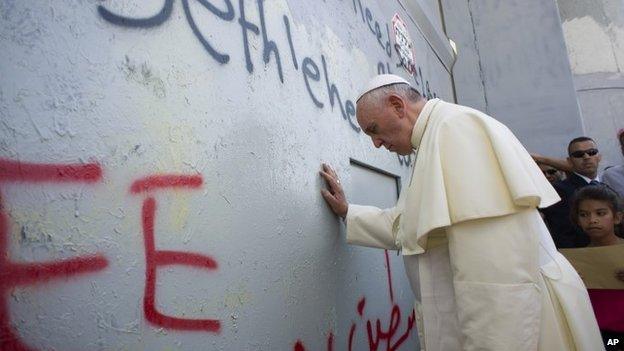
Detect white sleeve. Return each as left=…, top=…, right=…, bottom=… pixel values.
left=345, top=204, right=400, bottom=250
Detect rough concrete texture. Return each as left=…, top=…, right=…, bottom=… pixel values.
left=574, top=73, right=624, bottom=167
left=438, top=0, right=488, bottom=112
left=557, top=0, right=624, bottom=168
left=0, top=0, right=453, bottom=349
left=558, top=0, right=624, bottom=74
left=407, top=0, right=445, bottom=36
left=441, top=0, right=584, bottom=158
left=562, top=15, right=621, bottom=74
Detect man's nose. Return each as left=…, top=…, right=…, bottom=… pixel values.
left=589, top=214, right=599, bottom=223
left=373, top=138, right=383, bottom=148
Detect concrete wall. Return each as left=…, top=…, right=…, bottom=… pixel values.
left=437, top=0, right=487, bottom=112
left=440, top=0, right=584, bottom=157
left=557, top=0, right=624, bottom=168
left=0, top=0, right=453, bottom=349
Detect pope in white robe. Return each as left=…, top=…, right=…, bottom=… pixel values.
left=320, top=74, right=603, bottom=350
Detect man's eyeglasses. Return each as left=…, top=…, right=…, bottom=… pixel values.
left=569, top=148, right=599, bottom=158
left=542, top=169, right=558, bottom=175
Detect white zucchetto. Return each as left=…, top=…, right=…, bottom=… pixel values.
left=356, top=74, right=412, bottom=102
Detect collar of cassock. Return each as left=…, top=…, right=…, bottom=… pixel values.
left=411, top=98, right=441, bottom=151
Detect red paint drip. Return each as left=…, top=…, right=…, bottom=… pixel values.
left=357, top=297, right=366, bottom=316
left=294, top=340, right=306, bottom=351
left=130, top=174, right=202, bottom=193
left=141, top=196, right=220, bottom=332
left=384, top=250, right=394, bottom=303
left=0, top=158, right=102, bottom=183
left=348, top=323, right=356, bottom=351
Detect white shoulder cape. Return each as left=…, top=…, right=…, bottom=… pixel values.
left=398, top=99, right=560, bottom=255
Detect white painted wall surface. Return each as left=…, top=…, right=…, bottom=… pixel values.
left=0, top=0, right=453, bottom=349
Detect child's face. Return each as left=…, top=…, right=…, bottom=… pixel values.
left=577, top=199, right=622, bottom=240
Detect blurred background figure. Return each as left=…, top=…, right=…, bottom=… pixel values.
left=539, top=163, right=564, bottom=184
left=603, top=128, right=624, bottom=196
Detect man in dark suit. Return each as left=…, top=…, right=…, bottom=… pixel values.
left=542, top=136, right=603, bottom=248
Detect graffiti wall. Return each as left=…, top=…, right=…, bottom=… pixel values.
left=0, top=0, right=453, bottom=349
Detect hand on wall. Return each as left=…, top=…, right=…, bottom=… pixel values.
left=319, top=163, right=348, bottom=219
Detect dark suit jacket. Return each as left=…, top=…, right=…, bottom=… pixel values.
left=541, top=173, right=591, bottom=248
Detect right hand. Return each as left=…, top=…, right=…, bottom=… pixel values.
left=319, top=163, right=348, bottom=219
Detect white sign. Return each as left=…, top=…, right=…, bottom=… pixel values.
left=392, top=14, right=416, bottom=74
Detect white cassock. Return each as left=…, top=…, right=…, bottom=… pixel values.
left=346, top=99, right=604, bottom=350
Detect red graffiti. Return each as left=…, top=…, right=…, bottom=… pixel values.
left=0, top=159, right=220, bottom=349
left=384, top=250, right=394, bottom=302
left=0, top=160, right=108, bottom=351
left=294, top=340, right=306, bottom=351
left=130, top=174, right=202, bottom=193
left=348, top=323, right=357, bottom=351
left=294, top=332, right=334, bottom=351
left=132, top=174, right=220, bottom=333
left=365, top=305, right=416, bottom=351
left=0, top=158, right=102, bottom=183
left=357, top=297, right=366, bottom=316
left=1, top=158, right=411, bottom=348
left=293, top=250, right=417, bottom=351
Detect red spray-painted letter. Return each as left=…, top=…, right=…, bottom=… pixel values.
left=131, top=174, right=220, bottom=332
left=0, top=159, right=108, bottom=351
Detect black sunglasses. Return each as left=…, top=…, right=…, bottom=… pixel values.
left=543, top=169, right=558, bottom=175
left=569, top=148, right=599, bottom=158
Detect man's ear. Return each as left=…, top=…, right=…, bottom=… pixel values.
left=387, top=94, right=405, bottom=117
